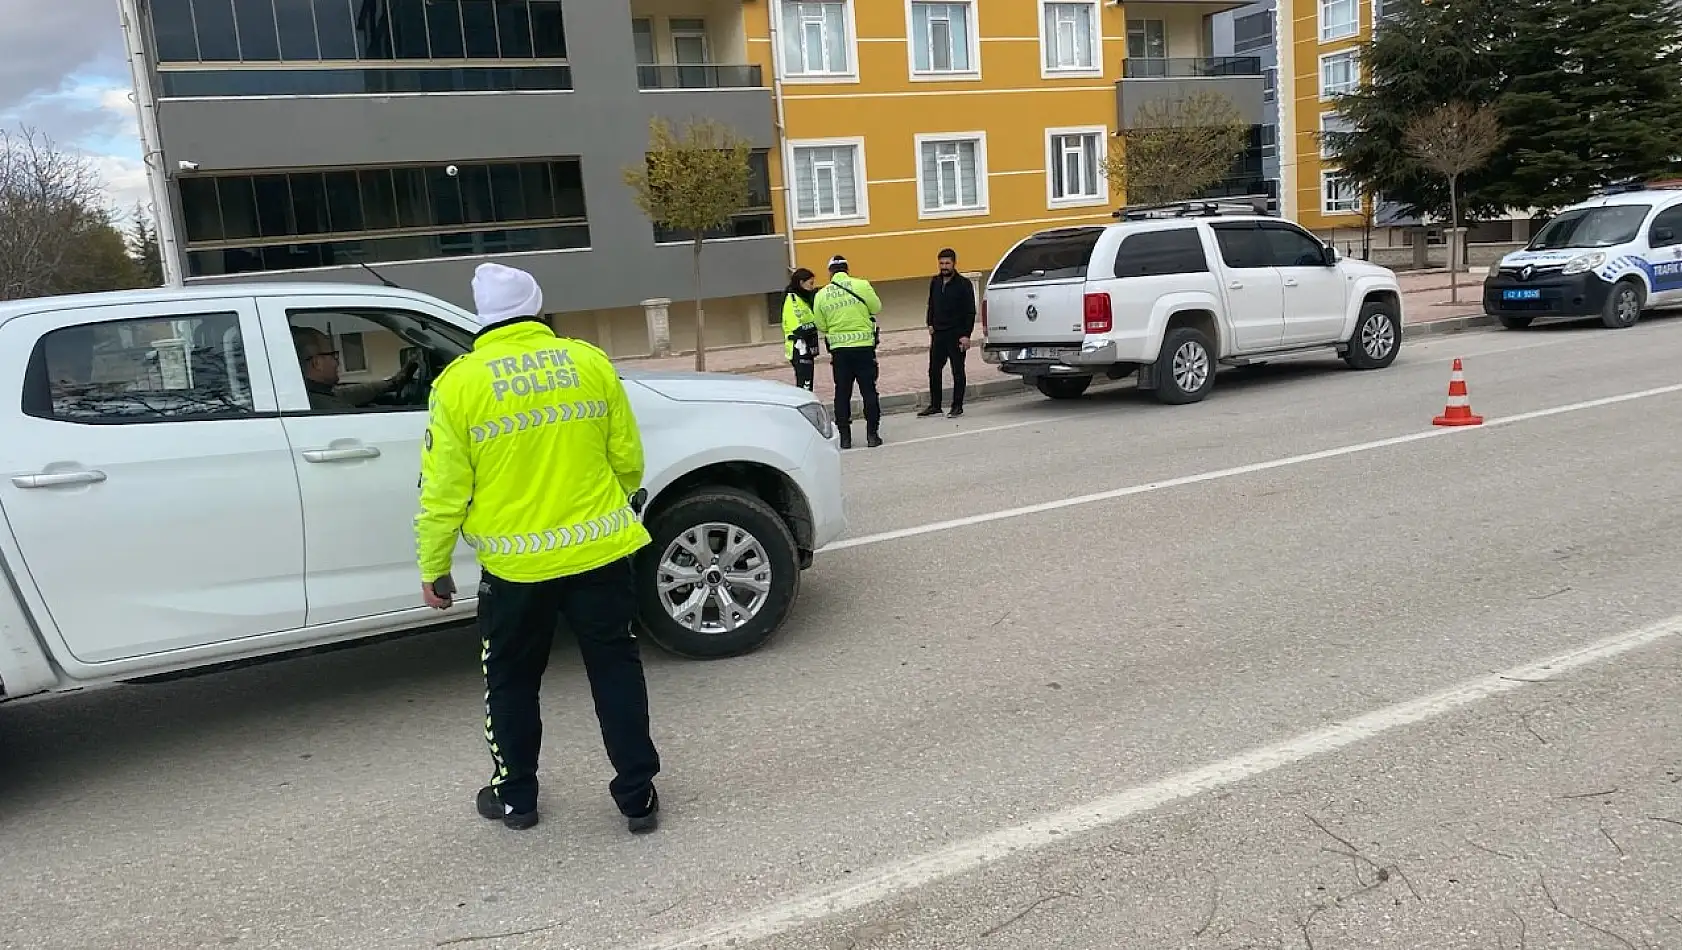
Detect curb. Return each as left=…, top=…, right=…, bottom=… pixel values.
left=1403, top=313, right=1498, bottom=336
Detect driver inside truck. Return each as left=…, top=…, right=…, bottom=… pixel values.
left=290, top=325, right=419, bottom=412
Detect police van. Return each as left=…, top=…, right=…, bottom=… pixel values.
left=1483, top=182, right=1682, bottom=329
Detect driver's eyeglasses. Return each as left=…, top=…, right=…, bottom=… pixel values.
left=303, top=350, right=340, bottom=362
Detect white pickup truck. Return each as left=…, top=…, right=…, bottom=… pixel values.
left=982, top=202, right=1405, bottom=403
left=0, top=282, right=846, bottom=704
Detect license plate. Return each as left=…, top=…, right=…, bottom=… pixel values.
left=1502, top=289, right=1542, bottom=300
left=1014, top=347, right=1056, bottom=359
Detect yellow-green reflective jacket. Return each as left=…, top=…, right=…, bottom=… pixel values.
left=781, top=292, right=818, bottom=360
left=813, top=273, right=882, bottom=349
left=415, top=320, right=651, bottom=584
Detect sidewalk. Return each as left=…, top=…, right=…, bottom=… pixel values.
left=622, top=275, right=1496, bottom=415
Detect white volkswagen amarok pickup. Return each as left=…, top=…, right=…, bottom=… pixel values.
left=0, top=282, right=846, bottom=705
left=1483, top=182, right=1682, bottom=329
left=981, top=200, right=1405, bottom=404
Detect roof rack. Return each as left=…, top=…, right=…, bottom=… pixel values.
left=1111, top=194, right=1276, bottom=220
left=1593, top=178, right=1682, bottom=196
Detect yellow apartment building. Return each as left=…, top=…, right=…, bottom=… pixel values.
left=1277, top=0, right=1377, bottom=240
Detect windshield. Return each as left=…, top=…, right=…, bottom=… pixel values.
left=1527, top=205, right=1651, bottom=250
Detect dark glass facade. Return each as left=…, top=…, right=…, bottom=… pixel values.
left=651, top=151, right=775, bottom=244
left=178, top=158, right=588, bottom=276
left=159, top=65, right=571, bottom=96
left=150, top=0, right=567, bottom=63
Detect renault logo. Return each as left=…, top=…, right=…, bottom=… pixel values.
left=1520, top=265, right=1535, bottom=281
left=1025, top=304, right=1038, bottom=321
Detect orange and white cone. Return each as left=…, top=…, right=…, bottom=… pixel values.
left=1432, top=358, right=1483, bottom=427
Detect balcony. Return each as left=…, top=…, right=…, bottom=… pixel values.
left=1116, top=56, right=1267, bottom=129
left=636, top=63, right=763, bottom=90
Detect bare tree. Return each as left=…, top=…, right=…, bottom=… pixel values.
left=1403, top=102, right=1504, bottom=302
left=0, top=126, right=112, bottom=300
left=622, top=117, right=753, bottom=371
left=1102, top=91, right=1252, bottom=206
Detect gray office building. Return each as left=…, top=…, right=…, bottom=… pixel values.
left=1207, top=0, right=1280, bottom=208
left=122, top=0, right=787, bottom=353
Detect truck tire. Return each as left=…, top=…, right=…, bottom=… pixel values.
left=1600, top=279, right=1643, bottom=329
left=1035, top=376, right=1092, bottom=400
left=634, top=487, right=801, bottom=659
left=1342, top=300, right=1400, bottom=370
left=1151, top=326, right=1217, bottom=405
left=1497, top=315, right=1533, bottom=330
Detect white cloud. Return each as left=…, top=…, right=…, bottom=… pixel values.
left=88, top=153, right=153, bottom=223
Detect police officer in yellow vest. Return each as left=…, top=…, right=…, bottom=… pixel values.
left=416, top=262, right=662, bottom=835
left=781, top=267, right=820, bottom=392
left=813, top=254, right=884, bottom=448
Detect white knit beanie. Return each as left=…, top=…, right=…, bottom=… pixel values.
left=471, top=262, right=544, bottom=326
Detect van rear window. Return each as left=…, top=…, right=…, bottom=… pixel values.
left=991, top=228, right=1105, bottom=284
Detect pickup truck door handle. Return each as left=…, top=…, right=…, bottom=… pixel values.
left=301, top=446, right=382, bottom=463
left=1228, top=280, right=1244, bottom=290
left=12, top=470, right=107, bottom=489
left=1282, top=277, right=1300, bottom=287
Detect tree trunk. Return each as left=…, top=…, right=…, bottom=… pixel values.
left=691, top=237, right=706, bottom=373
left=1447, top=173, right=1460, bottom=304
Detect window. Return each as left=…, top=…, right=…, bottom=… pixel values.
left=1112, top=229, right=1210, bottom=278
left=1322, top=172, right=1359, bottom=215
left=1319, top=50, right=1358, bottom=98
left=285, top=308, right=474, bottom=414
left=671, top=18, right=710, bottom=63
left=1232, top=10, right=1273, bottom=53
left=1046, top=127, right=1106, bottom=207
left=909, top=2, right=976, bottom=76
left=1210, top=223, right=1269, bottom=268
left=1527, top=205, right=1652, bottom=250
left=149, top=0, right=567, bottom=64
left=1319, top=0, right=1358, bottom=41
left=1263, top=67, right=1277, bottom=101
left=790, top=139, right=866, bottom=225
left=1259, top=222, right=1331, bottom=266
left=1041, top=1, right=1099, bottom=75
left=338, top=331, right=368, bottom=372
left=631, top=18, right=656, bottom=64
left=654, top=151, right=776, bottom=243
left=917, top=134, right=987, bottom=217
left=1651, top=206, right=1682, bottom=248
left=179, top=158, right=589, bottom=277
left=779, top=1, right=854, bottom=78
left=1319, top=112, right=1355, bottom=158
left=1126, top=19, right=1166, bottom=61
left=990, top=227, right=1105, bottom=284
left=23, top=313, right=255, bottom=422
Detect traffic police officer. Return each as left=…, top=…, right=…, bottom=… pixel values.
left=781, top=267, right=820, bottom=391
left=813, top=254, right=884, bottom=448
left=416, top=262, right=662, bottom=834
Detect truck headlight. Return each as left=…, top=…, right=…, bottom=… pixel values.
left=797, top=402, right=834, bottom=440
left=1561, top=252, right=1606, bottom=276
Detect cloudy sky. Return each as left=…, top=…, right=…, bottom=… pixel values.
left=0, top=0, right=151, bottom=219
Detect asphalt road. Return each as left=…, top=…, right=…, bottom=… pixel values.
left=3, top=314, right=1682, bottom=950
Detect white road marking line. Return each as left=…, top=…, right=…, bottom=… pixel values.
left=635, top=613, right=1682, bottom=950
left=826, top=381, right=1682, bottom=553
left=863, top=332, right=1590, bottom=453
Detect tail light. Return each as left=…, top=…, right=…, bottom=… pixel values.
left=1083, top=293, right=1112, bottom=334
left=980, top=298, right=988, bottom=334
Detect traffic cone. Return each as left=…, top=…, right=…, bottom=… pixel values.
left=1432, top=358, right=1483, bottom=427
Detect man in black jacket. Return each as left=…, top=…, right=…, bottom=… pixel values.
left=918, top=248, right=977, bottom=419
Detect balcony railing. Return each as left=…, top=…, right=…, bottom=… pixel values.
left=636, top=64, right=764, bottom=91
left=1122, top=56, right=1263, bottom=79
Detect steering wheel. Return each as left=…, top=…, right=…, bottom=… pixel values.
left=394, top=352, right=434, bottom=406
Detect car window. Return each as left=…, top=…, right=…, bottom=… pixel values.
left=990, top=228, right=1105, bottom=284
left=1528, top=205, right=1651, bottom=250
left=1258, top=224, right=1330, bottom=268
left=21, top=311, right=254, bottom=422
left=1112, top=228, right=1210, bottom=278
left=284, top=307, right=474, bottom=414
left=1650, top=205, right=1682, bottom=248
left=1209, top=223, right=1270, bottom=269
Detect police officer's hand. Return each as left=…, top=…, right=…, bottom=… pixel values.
left=422, top=574, right=455, bottom=609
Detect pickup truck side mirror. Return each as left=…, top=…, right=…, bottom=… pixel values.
left=1322, top=244, right=1341, bottom=266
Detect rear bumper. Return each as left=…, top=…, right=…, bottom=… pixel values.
left=982, top=340, right=1122, bottom=377
left=1483, top=272, right=1612, bottom=318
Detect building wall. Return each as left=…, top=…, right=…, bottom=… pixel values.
left=1282, top=0, right=1372, bottom=233
left=744, top=1, right=1132, bottom=331
left=1209, top=0, right=1280, bottom=191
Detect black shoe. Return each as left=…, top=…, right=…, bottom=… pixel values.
left=916, top=406, right=942, bottom=417
left=627, top=788, right=660, bottom=835
left=866, top=432, right=883, bottom=448
left=948, top=407, right=964, bottom=418
left=838, top=427, right=853, bottom=450
left=476, top=785, right=540, bottom=831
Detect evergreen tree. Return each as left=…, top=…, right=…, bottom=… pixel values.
left=1326, top=0, right=1515, bottom=221
left=1496, top=0, right=1682, bottom=210
left=127, top=202, right=164, bottom=286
